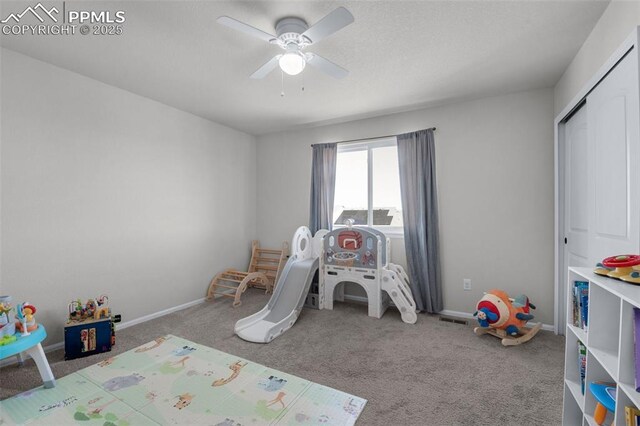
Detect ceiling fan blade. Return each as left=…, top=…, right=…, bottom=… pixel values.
left=250, top=55, right=282, bottom=79
left=217, top=16, right=277, bottom=43
left=306, top=53, right=349, bottom=79
left=301, top=7, right=354, bottom=44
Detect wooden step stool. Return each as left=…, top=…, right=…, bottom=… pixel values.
left=206, top=241, right=288, bottom=307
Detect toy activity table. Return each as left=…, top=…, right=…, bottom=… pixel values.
left=0, top=324, right=55, bottom=388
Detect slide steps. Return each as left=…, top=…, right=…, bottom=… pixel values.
left=382, top=264, right=418, bottom=324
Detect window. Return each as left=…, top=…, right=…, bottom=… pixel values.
left=333, top=137, right=404, bottom=234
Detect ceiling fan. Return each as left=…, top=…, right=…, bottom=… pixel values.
left=217, top=7, right=354, bottom=79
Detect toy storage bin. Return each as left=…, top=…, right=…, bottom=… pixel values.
left=64, top=317, right=112, bottom=360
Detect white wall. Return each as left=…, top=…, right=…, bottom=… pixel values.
left=257, top=88, right=555, bottom=325
left=0, top=48, right=257, bottom=344
left=554, top=0, right=640, bottom=114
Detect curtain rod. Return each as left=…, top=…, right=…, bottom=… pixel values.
left=310, top=127, right=436, bottom=147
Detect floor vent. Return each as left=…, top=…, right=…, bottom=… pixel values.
left=439, top=316, right=468, bottom=325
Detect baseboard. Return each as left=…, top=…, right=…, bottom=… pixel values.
left=342, top=296, right=555, bottom=332
left=116, top=297, right=206, bottom=331
left=0, top=298, right=206, bottom=368
left=0, top=341, right=66, bottom=368
left=439, top=309, right=555, bottom=332
left=438, top=309, right=476, bottom=320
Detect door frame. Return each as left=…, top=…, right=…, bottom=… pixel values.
left=553, top=28, right=638, bottom=335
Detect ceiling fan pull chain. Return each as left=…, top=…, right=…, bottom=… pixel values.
left=281, top=70, right=285, bottom=97
left=301, top=73, right=305, bottom=92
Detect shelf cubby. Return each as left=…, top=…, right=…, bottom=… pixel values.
left=563, top=383, right=584, bottom=426
left=619, top=300, right=640, bottom=409
left=564, top=327, right=586, bottom=410
left=615, top=385, right=638, bottom=426
left=584, top=352, right=616, bottom=424
left=588, top=284, right=620, bottom=380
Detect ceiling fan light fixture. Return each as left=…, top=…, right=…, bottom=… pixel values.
left=217, top=7, right=354, bottom=80
left=278, top=51, right=306, bottom=75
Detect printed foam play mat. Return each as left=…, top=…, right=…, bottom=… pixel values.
left=0, top=335, right=366, bottom=425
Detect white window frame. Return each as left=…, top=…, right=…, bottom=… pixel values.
left=334, top=137, right=404, bottom=237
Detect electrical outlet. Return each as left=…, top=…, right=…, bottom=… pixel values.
left=463, top=279, right=472, bottom=291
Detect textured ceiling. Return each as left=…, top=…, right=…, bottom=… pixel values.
left=0, top=1, right=609, bottom=135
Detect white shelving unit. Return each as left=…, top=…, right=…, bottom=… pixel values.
left=563, top=267, right=640, bottom=425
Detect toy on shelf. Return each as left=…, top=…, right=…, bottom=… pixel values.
left=0, top=296, right=16, bottom=344
left=594, top=254, right=640, bottom=284
left=207, top=240, right=289, bottom=307
left=15, top=302, right=37, bottom=335
left=589, top=382, right=616, bottom=425
left=473, top=289, right=541, bottom=346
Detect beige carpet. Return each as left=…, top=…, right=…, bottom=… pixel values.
left=0, top=289, right=565, bottom=425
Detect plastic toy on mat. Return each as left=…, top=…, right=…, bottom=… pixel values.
left=473, top=289, right=541, bottom=346
left=207, top=240, right=289, bottom=307
left=594, top=254, right=640, bottom=284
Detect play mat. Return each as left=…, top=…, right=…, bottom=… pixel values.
left=0, top=335, right=366, bottom=425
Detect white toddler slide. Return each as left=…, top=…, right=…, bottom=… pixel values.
left=234, top=226, right=322, bottom=343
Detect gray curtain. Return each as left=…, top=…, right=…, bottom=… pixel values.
left=309, top=143, right=337, bottom=234
left=397, top=129, right=443, bottom=313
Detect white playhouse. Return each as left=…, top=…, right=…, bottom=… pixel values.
left=318, top=224, right=417, bottom=324
left=235, top=224, right=417, bottom=343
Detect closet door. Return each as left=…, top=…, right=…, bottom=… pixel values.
left=564, top=105, right=589, bottom=268
left=587, top=50, right=640, bottom=262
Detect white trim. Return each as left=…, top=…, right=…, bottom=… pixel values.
left=0, top=341, right=64, bottom=368
left=0, top=297, right=206, bottom=368
left=553, top=27, right=640, bottom=338
left=367, top=145, right=373, bottom=226
left=554, top=117, right=566, bottom=335
left=381, top=229, right=405, bottom=238
left=555, top=28, right=638, bottom=122
left=334, top=137, right=404, bottom=231
left=115, top=297, right=206, bottom=331
left=439, top=309, right=555, bottom=332
left=438, top=309, right=476, bottom=319
left=342, top=298, right=555, bottom=332
left=336, top=137, right=396, bottom=153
